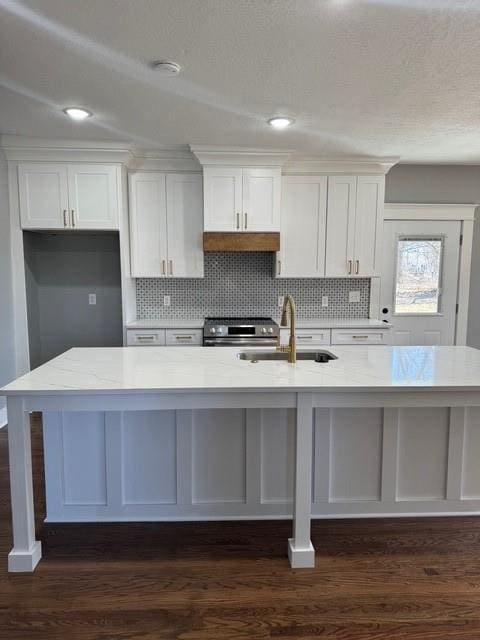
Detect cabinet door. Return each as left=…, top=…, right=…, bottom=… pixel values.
left=166, top=173, right=204, bottom=278
left=353, top=175, right=385, bottom=277
left=18, top=163, right=69, bottom=229
left=242, top=168, right=281, bottom=232
left=277, top=175, right=327, bottom=278
left=325, top=175, right=357, bottom=277
left=203, top=167, right=242, bottom=231
left=67, top=164, right=118, bottom=230
left=129, top=173, right=168, bottom=277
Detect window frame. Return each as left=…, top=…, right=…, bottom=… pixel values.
left=392, top=233, right=445, bottom=318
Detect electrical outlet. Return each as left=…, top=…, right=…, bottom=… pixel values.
left=321, top=295, right=328, bottom=307
left=349, top=290, right=360, bottom=303
left=278, top=295, right=284, bottom=308
left=163, top=295, right=171, bottom=307
left=88, top=293, right=97, bottom=306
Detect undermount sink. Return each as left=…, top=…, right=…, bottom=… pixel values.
left=237, top=350, right=338, bottom=363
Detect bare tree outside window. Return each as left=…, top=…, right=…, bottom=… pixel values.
left=394, top=238, right=442, bottom=314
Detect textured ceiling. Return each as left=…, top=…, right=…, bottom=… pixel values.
left=1, top=0, right=480, bottom=162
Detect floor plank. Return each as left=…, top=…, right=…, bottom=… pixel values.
left=2, top=415, right=480, bottom=639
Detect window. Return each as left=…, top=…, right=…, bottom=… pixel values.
left=394, top=237, right=443, bottom=315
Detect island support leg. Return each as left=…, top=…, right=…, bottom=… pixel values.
left=7, top=397, right=41, bottom=572
left=288, top=392, right=315, bottom=568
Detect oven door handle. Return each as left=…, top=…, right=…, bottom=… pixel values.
left=203, top=337, right=278, bottom=346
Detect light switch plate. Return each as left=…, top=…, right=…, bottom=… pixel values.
left=163, top=295, right=171, bottom=307
left=349, top=291, right=360, bottom=303
left=88, top=293, right=96, bottom=306
left=321, top=296, right=328, bottom=307
left=278, top=295, right=284, bottom=308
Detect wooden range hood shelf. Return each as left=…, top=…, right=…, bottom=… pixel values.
left=203, top=232, right=280, bottom=252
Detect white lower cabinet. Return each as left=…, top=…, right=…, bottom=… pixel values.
left=42, top=404, right=480, bottom=521
left=295, top=329, right=331, bottom=346
left=331, top=328, right=391, bottom=345
left=126, top=329, right=166, bottom=346
left=165, top=329, right=203, bottom=346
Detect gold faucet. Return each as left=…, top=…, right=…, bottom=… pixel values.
left=277, top=295, right=296, bottom=363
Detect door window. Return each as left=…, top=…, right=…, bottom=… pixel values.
left=394, top=237, right=443, bottom=315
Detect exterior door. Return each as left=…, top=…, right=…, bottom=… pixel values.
left=381, top=220, right=461, bottom=345
left=18, top=163, right=69, bottom=229
left=166, top=173, right=204, bottom=278
left=67, top=164, right=118, bottom=230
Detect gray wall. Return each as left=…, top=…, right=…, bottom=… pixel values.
left=385, top=165, right=480, bottom=347
left=24, top=232, right=123, bottom=368
left=0, top=151, right=15, bottom=419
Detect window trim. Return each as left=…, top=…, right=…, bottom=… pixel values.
left=392, top=234, right=445, bottom=317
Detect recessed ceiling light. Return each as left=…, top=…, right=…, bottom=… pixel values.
left=63, top=107, right=92, bottom=121
left=150, top=60, right=182, bottom=76
left=268, top=116, right=295, bottom=129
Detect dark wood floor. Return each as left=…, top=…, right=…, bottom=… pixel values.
left=2, top=417, right=480, bottom=639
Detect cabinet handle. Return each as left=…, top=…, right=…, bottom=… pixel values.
left=244, top=212, right=248, bottom=229
left=63, top=209, right=68, bottom=228
left=162, top=260, right=166, bottom=275
left=298, top=335, right=313, bottom=340
left=348, top=260, right=352, bottom=274
left=236, top=213, right=240, bottom=230
left=169, top=259, right=173, bottom=275
left=70, top=209, right=75, bottom=228
left=137, top=335, right=155, bottom=341
left=277, top=260, right=281, bottom=275
left=175, top=335, right=193, bottom=340
left=355, top=260, right=359, bottom=275
left=352, top=335, right=368, bottom=340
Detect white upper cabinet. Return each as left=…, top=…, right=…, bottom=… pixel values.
left=66, top=164, right=118, bottom=230
left=203, top=166, right=280, bottom=232
left=325, top=174, right=384, bottom=277
left=18, top=164, right=69, bottom=229
left=276, top=175, right=328, bottom=278
left=203, top=167, right=242, bottom=231
left=18, top=162, right=119, bottom=230
left=129, top=172, right=204, bottom=278
left=325, top=175, right=357, bottom=277
left=129, top=173, right=168, bottom=277
left=242, top=168, right=281, bottom=232
left=354, top=176, right=385, bottom=277
left=166, top=173, right=203, bottom=278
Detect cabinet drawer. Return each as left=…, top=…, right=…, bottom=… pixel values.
left=331, top=329, right=390, bottom=345
left=126, top=329, right=166, bottom=346
left=296, top=329, right=331, bottom=346
left=166, top=329, right=203, bottom=346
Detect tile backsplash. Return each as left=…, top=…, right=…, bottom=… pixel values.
left=136, top=252, right=370, bottom=320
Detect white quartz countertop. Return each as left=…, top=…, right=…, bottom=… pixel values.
left=3, top=345, right=480, bottom=395
left=126, top=318, right=391, bottom=329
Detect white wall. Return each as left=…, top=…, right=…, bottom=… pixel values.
left=0, top=150, right=15, bottom=425
left=385, top=164, right=480, bottom=348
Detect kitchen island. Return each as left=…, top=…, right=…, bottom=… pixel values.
left=4, top=344, right=480, bottom=572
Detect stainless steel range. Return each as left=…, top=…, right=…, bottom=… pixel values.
left=203, top=317, right=279, bottom=347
